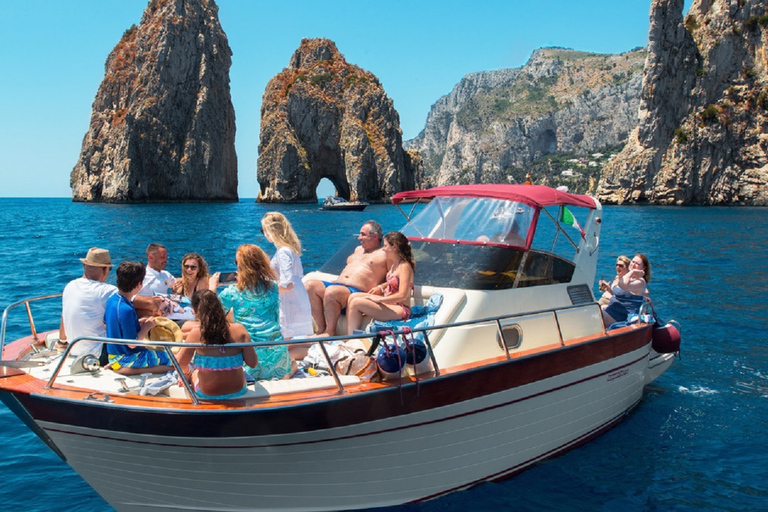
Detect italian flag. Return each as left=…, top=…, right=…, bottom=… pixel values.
left=560, top=206, right=585, bottom=238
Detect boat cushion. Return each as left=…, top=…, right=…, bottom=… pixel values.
left=166, top=375, right=360, bottom=400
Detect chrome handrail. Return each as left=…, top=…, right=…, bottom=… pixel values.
left=47, top=336, right=257, bottom=402
left=8, top=292, right=619, bottom=403
left=1, top=293, right=62, bottom=356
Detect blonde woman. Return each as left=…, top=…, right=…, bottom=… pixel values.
left=172, top=253, right=210, bottom=298
left=261, top=212, right=314, bottom=340
left=602, top=254, right=651, bottom=326
left=597, top=255, right=631, bottom=306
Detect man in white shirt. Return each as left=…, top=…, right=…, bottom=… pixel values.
left=138, top=243, right=176, bottom=296
left=60, top=247, right=118, bottom=360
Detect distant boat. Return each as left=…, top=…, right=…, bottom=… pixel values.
left=321, top=196, right=368, bottom=211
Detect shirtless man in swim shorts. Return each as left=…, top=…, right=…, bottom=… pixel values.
left=305, top=221, right=388, bottom=336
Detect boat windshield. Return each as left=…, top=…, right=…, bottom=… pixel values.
left=318, top=236, right=527, bottom=290
left=400, top=196, right=535, bottom=247
left=318, top=196, right=587, bottom=290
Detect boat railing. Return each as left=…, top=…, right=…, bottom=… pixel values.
left=0, top=292, right=62, bottom=356
left=6, top=293, right=618, bottom=403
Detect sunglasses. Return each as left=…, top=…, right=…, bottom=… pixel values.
left=183, top=264, right=198, bottom=270
left=616, top=263, right=626, bottom=268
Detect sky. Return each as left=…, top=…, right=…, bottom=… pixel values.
left=0, top=1, right=671, bottom=198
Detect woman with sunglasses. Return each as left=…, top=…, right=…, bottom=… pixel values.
left=601, top=253, right=651, bottom=326
left=597, top=255, right=631, bottom=306
left=172, top=253, right=210, bottom=299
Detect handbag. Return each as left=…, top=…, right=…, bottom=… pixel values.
left=334, top=342, right=380, bottom=382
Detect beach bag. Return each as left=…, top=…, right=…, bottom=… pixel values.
left=376, top=332, right=407, bottom=380
left=334, top=341, right=379, bottom=382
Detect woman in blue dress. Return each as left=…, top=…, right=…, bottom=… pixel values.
left=212, top=244, right=291, bottom=380
left=601, top=253, right=650, bottom=326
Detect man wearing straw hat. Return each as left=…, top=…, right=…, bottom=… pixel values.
left=60, top=247, right=118, bottom=362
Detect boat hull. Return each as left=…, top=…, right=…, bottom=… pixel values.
left=3, top=327, right=653, bottom=512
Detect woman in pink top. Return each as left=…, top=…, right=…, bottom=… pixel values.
left=346, top=232, right=415, bottom=334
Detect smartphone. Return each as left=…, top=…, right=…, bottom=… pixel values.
left=218, top=271, right=237, bottom=284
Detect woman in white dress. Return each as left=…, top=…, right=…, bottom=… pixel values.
left=261, top=212, right=314, bottom=351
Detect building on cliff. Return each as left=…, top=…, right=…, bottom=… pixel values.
left=257, top=38, right=416, bottom=203
left=70, top=0, right=238, bottom=203
left=597, top=0, right=768, bottom=205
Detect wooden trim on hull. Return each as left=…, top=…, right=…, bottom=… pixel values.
left=4, top=326, right=652, bottom=440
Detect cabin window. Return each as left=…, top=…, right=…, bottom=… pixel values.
left=530, top=205, right=588, bottom=264
left=496, top=322, right=523, bottom=350
left=409, top=241, right=524, bottom=289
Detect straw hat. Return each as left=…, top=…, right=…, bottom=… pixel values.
left=148, top=316, right=184, bottom=343
left=79, top=247, right=113, bottom=268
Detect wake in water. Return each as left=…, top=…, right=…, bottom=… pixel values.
left=677, top=384, right=719, bottom=395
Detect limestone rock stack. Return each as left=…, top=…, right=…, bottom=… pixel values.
left=257, top=38, right=414, bottom=202
left=71, top=0, right=237, bottom=202
left=597, top=0, right=768, bottom=205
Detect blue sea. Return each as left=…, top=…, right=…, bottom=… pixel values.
left=0, top=198, right=766, bottom=511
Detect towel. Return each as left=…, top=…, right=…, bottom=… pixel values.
left=368, top=293, right=444, bottom=339
left=139, top=371, right=178, bottom=396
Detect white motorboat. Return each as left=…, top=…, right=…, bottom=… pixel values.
left=322, top=196, right=369, bottom=211
left=0, top=184, right=680, bottom=512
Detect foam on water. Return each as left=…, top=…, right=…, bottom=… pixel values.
left=677, top=385, right=719, bottom=395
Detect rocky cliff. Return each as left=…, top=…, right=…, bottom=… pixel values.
left=597, top=0, right=768, bottom=205
left=406, top=48, right=646, bottom=188
left=71, top=0, right=237, bottom=202
left=257, top=38, right=414, bottom=202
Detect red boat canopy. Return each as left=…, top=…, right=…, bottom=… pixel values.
left=392, top=184, right=597, bottom=210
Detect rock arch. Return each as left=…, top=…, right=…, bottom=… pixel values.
left=257, top=38, right=414, bottom=203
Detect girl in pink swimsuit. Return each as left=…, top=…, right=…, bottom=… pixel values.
left=346, top=232, right=415, bottom=334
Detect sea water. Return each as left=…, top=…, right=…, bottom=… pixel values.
left=0, top=199, right=766, bottom=511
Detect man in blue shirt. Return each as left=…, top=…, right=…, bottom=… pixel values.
left=105, top=261, right=173, bottom=375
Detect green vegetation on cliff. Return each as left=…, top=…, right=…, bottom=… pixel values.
left=454, top=48, right=645, bottom=130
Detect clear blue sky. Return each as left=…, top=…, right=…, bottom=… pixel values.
left=0, top=1, right=677, bottom=198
